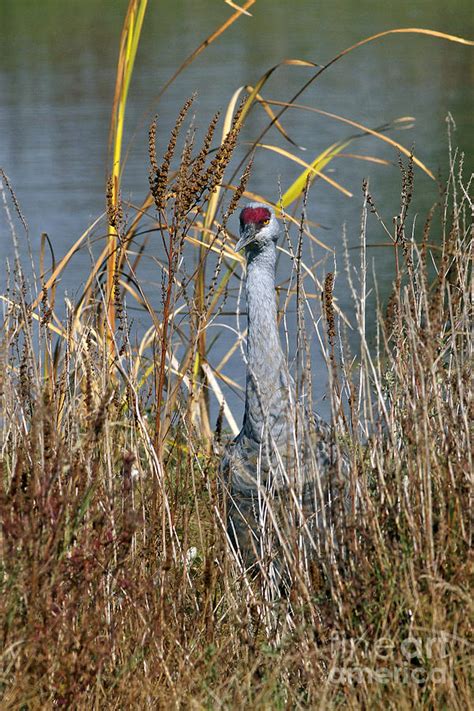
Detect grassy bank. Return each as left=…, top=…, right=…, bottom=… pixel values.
left=0, top=143, right=472, bottom=707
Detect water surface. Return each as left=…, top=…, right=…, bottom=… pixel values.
left=1, top=0, right=472, bottom=415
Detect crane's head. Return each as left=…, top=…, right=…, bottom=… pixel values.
left=235, top=202, right=279, bottom=253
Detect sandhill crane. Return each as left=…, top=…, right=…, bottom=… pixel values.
left=221, top=202, right=348, bottom=585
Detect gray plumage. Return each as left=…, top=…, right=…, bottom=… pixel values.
left=221, top=202, right=348, bottom=581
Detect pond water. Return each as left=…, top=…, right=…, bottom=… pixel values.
left=1, top=0, right=472, bottom=419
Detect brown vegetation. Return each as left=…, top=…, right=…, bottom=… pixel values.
left=0, top=131, right=472, bottom=707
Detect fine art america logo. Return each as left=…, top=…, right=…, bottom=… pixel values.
left=326, top=631, right=470, bottom=685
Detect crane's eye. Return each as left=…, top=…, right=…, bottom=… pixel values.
left=262, top=218, right=270, bottom=225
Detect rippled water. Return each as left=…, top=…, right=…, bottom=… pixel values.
left=1, top=0, right=472, bottom=414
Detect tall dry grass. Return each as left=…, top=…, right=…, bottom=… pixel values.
left=0, top=131, right=472, bottom=706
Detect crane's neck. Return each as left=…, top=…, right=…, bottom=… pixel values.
left=243, top=241, right=292, bottom=442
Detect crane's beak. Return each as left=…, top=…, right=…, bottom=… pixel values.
left=235, top=225, right=256, bottom=252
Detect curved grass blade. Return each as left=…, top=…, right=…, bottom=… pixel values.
left=267, top=103, right=435, bottom=180
left=336, top=153, right=391, bottom=166
left=204, top=86, right=244, bottom=233
left=225, top=0, right=252, bottom=15
left=338, top=28, right=474, bottom=60
left=201, top=362, right=239, bottom=436
left=256, top=141, right=353, bottom=201
left=31, top=214, right=104, bottom=311
left=239, top=59, right=320, bottom=130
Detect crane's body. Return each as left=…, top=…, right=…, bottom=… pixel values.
left=221, top=203, right=344, bottom=577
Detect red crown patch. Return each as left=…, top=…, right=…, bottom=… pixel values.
left=240, top=207, right=271, bottom=225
